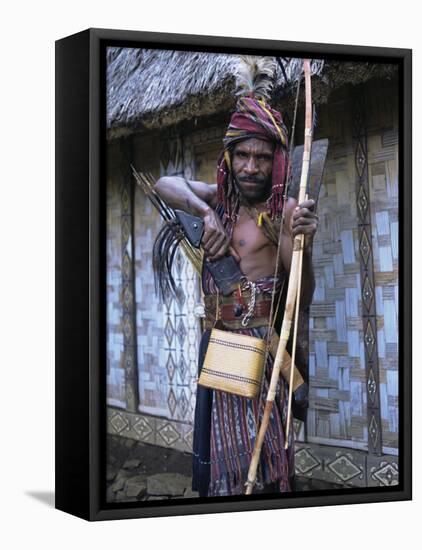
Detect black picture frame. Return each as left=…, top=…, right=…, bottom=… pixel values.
left=55, top=27, right=412, bottom=521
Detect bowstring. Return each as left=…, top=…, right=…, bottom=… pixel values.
left=253, top=75, right=303, bottom=454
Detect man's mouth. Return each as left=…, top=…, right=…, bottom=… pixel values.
left=238, top=177, right=265, bottom=185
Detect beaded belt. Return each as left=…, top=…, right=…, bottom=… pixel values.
left=203, top=292, right=274, bottom=330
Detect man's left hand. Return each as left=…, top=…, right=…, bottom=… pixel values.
left=291, top=199, right=318, bottom=251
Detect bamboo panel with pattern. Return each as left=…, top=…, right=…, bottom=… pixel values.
left=367, top=129, right=399, bottom=453
left=106, top=143, right=126, bottom=407
left=306, top=80, right=398, bottom=453
left=307, top=93, right=365, bottom=447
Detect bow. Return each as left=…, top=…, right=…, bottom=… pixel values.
left=245, top=59, right=313, bottom=494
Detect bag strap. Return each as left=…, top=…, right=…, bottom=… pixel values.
left=212, top=289, right=226, bottom=331
left=215, top=289, right=220, bottom=321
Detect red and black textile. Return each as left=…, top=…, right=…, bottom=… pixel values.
left=192, top=271, right=295, bottom=497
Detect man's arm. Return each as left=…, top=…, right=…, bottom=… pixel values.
left=280, top=197, right=317, bottom=309
left=155, top=176, right=218, bottom=217
left=154, top=176, right=240, bottom=262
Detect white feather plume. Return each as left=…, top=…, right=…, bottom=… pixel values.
left=233, top=55, right=277, bottom=100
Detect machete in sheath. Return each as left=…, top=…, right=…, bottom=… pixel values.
left=288, top=138, right=329, bottom=205
left=174, top=209, right=245, bottom=296
left=172, top=210, right=204, bottom=248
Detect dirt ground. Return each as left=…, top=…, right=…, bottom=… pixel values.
left=106, top=434, right=341, bottom=503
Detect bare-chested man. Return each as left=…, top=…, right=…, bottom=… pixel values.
left=155, top=102, right=318, bottom=497
left=155, top=138, right=317, bottom=305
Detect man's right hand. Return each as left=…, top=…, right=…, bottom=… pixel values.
left=153, top=177, right=240, bottom=262
left=202, top=208, right=240, bottom=263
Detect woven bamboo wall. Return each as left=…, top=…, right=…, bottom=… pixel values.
left=106, top=142, right=126, bottom=408
left=107, top=133, right=202, bottom=452
left=299, top=79, right=399, bottom=456
left=306, top=91, right=366, bottom=449
left=106, top=77, right=399, bottom=485
left=366, top=80, right=399, bottom=454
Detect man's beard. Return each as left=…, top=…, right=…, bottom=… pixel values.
left=234, top=175, right=272, bottom=205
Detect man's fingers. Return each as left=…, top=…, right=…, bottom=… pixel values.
left=229, top=246, right=241, bottom=263
left=297, top=199, right=315, bottom=211
left=292, top=223, right=318, bottom=237
left=202, top=213, right=227, bottom=248
left=293, top=209, right=318, bottom=221
left=205, top=241, right=240, bottom=263
left=204, top=232, right=229, bottom=256
left=207, top=238, right=227, bottom=258
left=206, top=247, right=227, bottom=261
left=202, top=227, right=217, bottom=246
left=292, top=215, right=318, bottom=228
left=203, top=231, right=221, bottom=251
left=202, top=226, right=226, bottom=249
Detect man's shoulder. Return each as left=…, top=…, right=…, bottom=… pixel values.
left=208, top=183, right=218, bottom=207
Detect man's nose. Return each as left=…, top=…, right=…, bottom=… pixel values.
left=244, top=157, right=258, bottom=174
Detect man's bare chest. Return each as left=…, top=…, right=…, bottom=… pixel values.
left=231, top=210, right=274, bottom=257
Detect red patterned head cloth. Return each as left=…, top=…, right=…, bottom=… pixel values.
left=217, top=96, right=289, bottom=221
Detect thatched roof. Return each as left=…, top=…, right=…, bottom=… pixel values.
left=107, top=47, right=397, bottom=138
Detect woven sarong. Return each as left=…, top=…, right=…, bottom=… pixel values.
left=192, top=274, right=295, bottom=497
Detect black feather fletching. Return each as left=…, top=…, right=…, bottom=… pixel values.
left=152, top=220, right=185, bottom=302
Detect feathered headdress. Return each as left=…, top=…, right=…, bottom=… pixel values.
left=217, top=55, right=289, bottom=221
left=233, top=55, right=277, bottom=100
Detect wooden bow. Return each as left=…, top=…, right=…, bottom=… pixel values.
left=245, top=59, right=313, bottom=495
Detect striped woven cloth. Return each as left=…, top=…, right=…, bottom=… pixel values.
left=203, top=273, right=294, bottom=496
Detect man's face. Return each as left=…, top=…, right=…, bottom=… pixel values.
left=231, top=137, right=274, bottom=204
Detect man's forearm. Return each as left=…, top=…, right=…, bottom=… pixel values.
left=154, top=176, right=211, bottom=218
left=154, top=177, right=231, bottom=261
left=280, top=232, right=315, bottom=310
left=284, top=196, right=317, bottom=309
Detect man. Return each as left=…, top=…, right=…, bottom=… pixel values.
left=155, top=96, right=318, bottom=497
